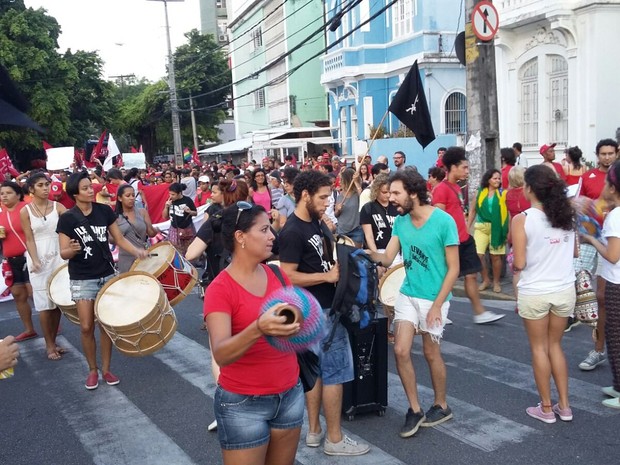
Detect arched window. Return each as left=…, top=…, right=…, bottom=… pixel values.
left=519, top=58, right=538, bottom=147
left=444, top=92, right=467, bottom=134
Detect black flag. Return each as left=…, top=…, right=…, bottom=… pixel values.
left=388, top=60, right=435, bottom=148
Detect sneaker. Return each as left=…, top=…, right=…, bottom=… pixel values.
left=102, top=371, right=120, bottom=386
left=473, top=311, right=505, bottom=324
left=85, top=371, right=99, bottom=390
left=323, top=435, right=370, bottom=456
left=421, top=404, right=453, bottom=427
left=602, top=397, right=620, bottom=409
left=602, top=386, right=620, bottom=398
left=579, top=350, right=606, bottom=371
left=552, top=403, right=573, bottom=421
left=564, top=317, right=581, bottom=333
left=399, top=408, right=426, bottom=438
left=526, top=403, right=556, bottom=424
left=207, top=420, right=218, bottom=432
left=305, top=429, right=323, bottom=448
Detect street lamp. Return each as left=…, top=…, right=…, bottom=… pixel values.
left=148, top=0, right=184, bottom=167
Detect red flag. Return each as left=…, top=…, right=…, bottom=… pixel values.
left=139, top=144, right=143, bottom=153
left=91, top=130, right=107, bottom=162
left=192, top=146, right=201, bottom=165
left=74, top=148, right=83, bottom=167
left=0, top=148, right=20, bottom=178
left=42, top=140, right=53, bottom=151
left=130, top=146, right=138, bottom=153
left=141, top=183, right=171, bottom=223
left=116, top=153, right=124, bottom=167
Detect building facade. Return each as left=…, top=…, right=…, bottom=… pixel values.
left=495, top=0, right=620, bottom=165
left=199, top=0, right=229, bottom=46
left=227, top=0, right=328, bottom=138
left=320, top=0, right=466, bottom=159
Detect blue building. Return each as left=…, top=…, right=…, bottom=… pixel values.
left=321, top=0, right=466, bottom=170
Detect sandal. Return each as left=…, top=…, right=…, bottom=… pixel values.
left=56, top=346, right=68, bottom=354
left=493, top=284, right=502, bottom=293
left=47, top=350, right=62, bottom=361
left=15, top=331, right=38, bottom=342
left=478, top=282, right=490, bottom=291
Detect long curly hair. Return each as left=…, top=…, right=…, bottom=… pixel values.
left=524, top=165, right=574, bottom=231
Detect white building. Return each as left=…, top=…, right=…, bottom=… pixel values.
left=495, top=0, right=620, bottom=165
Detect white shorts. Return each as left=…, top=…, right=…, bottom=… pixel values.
left=394, top=293, right=450, bottom=343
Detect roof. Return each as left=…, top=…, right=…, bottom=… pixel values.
left=198, top=137, right=252, bottom=154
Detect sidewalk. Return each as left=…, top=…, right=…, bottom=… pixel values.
left=452, top=274, right=516, bottom=302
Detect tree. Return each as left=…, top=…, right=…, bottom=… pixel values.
left=174, top=30, right=231, bottom=145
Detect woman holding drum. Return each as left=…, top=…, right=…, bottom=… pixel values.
left=20, top=172, right=67, bottom=360
left=0, top=181, right=36, bottom=342
left=115, top=184, right=159, bottom=273
left=204, top=202, right=303, bottom=465
left=57, top=171, right=148, bottom=390
left=162, top=182, right=197, bottom=256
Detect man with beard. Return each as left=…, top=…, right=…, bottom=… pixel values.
left=367, top=169, right=459, bottom=438
left=279, top=170, right=370, bottom=457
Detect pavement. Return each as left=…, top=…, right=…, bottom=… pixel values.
left=452, top=271, right=517, bottom=302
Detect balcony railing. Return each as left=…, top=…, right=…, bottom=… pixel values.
left=323, top=53, right=343, bottom=74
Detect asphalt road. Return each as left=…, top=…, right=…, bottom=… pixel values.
left=0, top=293, right=618, bottom=465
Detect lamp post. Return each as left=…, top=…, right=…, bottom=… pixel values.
left=148, top=0, right=184, bottom=167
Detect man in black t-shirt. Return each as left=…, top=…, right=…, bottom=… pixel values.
left=279, top=171, right=370, bottom=457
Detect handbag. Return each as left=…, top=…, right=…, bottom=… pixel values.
left=267, top=263, right=321, bottom=392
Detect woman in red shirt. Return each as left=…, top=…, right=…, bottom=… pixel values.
left=204, top=202, right=302, bottom=465
left=0, top=181, right=36, bottom=341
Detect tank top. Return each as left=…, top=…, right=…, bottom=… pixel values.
left=117, top=210, right=148, bottom=273
left=517, top=208, right=575, bottom=295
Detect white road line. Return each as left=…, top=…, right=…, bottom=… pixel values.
left=154, top=334, right=407, bottom=465
left=19, top=336, right=198, bottom=465
left=441, top=340, right=614, bottom=416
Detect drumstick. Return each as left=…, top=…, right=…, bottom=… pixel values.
left=147, top=253, right=159, bottom=257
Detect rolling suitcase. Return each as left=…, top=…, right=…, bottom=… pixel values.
left=342, top=317, right=388, bottom=421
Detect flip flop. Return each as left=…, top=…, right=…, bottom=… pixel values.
left=15, top=331, right=38, bottom=342
left=56, top=346, right=68, bottom=355
left=47, top=351, right=62, bottom=361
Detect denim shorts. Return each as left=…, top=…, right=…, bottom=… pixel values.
left=214, top=379, right=304, bottom=450
left=319, top=309, right=354, bottom=385
left=70, top=274, right=115, bottom=301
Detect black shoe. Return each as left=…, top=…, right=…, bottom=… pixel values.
left=421, top=404, right=453, bottom=427
left=399, top=408, right=425, bottom=438
left=564, top=316, right=581, bottom=333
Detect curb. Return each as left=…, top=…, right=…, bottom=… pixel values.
left=452, top=283, right=516, bottom=301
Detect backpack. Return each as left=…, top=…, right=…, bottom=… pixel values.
left=323, top=240, right=378, bottom=351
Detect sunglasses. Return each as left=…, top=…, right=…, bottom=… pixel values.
left=235, top=201, right=253, bottom=229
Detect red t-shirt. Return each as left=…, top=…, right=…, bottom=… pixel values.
left=501, top=165, right=512, bottom=190
left=0, top=202, right=27, bottom=257
left=194, top=190, right=212, bottom=208
left=581, top=168, right=606, bottom=199
left=431, top=180, right=469, bottom=243
left=204, top=264, right=299, bottom=395
left=549, top=162, right=566, bottom=180
left=505, top=187, right=531, bottom=219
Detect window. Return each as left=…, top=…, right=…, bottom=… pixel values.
left=444, top=92, right=466, bottom=134
left=254, top=89, right=265, bottom=110
left=519, top=58, right=538, bottom=147
left=351, top=105, right=358, bottom=142
left=251, top=27, right=263, bottom=50
left=392, top=0, right=414, bottom=39
left=549, top=55, right=568, bottom=146
left=340, top=107, right=348, bottom=155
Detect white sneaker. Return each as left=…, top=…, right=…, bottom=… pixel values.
left=305, top=429, right=323, bottom=447
left=473, top=311, right=505, bottom=324
left=602, top=386, right=620, bottom=398
left=578, top=350, right=606, bottom=371
left=207, top=420, right=217, bottom=432
left=323, top=435, right=370, bottom=456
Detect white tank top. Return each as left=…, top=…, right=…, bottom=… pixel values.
left=518, top=207, right=576, bottom=295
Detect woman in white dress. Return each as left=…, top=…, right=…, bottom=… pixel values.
left=21, top=172, right=67, bottom=360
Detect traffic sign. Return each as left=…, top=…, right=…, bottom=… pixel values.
left=471, top=1, right=499, bottom=42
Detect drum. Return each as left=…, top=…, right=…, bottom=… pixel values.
left=333, top=235, right=356, bottom=261
left=378, top=264, right=405, bottom=307
left=130, top=241, right=198, bottom=306
left=47, top=264, right=79, bottom=325
left=95, top=272, right=177, bottom=357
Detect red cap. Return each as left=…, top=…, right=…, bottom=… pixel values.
left=539, top=143, right=557, bottom=155
left=50, top=181, right=63, bottom=194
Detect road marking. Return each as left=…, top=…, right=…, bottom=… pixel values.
left=441, top=340, right=615, bottom=416
left=155, top=334, right=407, bottom=465
left=19, top=336, right=198, bottom=465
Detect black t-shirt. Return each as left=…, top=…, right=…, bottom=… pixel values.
left=169, top=196, right=196, bottom=229
left=359, top=200, right=398, bottom=250
left=56, top=203, right=118, bottom=280
left=278, top=214, right=335, bottom=308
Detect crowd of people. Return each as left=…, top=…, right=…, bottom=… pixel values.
left=2, top=140, right=620, bottom=465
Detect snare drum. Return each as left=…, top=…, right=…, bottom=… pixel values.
left=378, top=264, right=405, bottom=307
left=130, top=241, right=198, bottom=306
left=47, top=264, right=79, bottom=325
left=95, top=272, right=177, bottom=357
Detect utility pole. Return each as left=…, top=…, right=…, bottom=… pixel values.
left=148, top=0, right=184, bottom=167
left=189, top=94, right=199, bottom=152
left=464, top=0, right=500, bottom=191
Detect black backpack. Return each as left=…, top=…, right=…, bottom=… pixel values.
left=323, top=240, right=378, bottom=351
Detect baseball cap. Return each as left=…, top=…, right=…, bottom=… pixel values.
left=50, top=181, right=63, bottom=194
left=269, top=171, right=281, bottom=182
left=198, top=175, right=210, bottom=183
left=539, top=143, right=557, bottom=155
